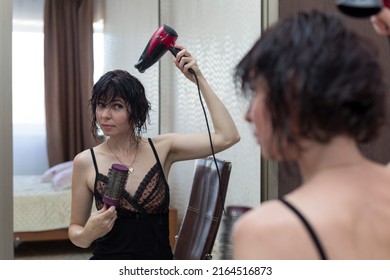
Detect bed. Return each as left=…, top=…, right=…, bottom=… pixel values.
left=13, top=162, right=178, bottom=248
left=13, top=166, right=73, bottom=244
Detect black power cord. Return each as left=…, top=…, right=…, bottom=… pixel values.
left=169, top=46, right=225, bottom=214
left=191, top=71, right=225, bottom=214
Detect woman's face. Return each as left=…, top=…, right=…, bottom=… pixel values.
left=245, top=82, right=300, bottom=161
left=245, top=85, right=276, bottom=159
left=96, top=97, right=132, bottom=137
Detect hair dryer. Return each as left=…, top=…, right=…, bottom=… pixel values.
left=134, top=24, right=182, bottom=73
left=336, top=0, right=390, bottom=17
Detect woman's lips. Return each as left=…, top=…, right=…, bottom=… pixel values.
left=100, top=124, right=114, bottom=130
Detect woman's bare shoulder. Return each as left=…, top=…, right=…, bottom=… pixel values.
left=232, top=199, right=322, bottom=259
left=73, top=144, right=104, bottom=167
left=233, top=200, right=291, bottom=235
left=232, top=200, right=294, bottom=258
left=74, top=149, right=91, bottom=163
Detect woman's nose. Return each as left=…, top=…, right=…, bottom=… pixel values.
left=245, top=104, right=253, bottom=123
left=101, top=107, right=112, bottom=118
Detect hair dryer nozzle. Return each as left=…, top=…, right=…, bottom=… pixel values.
left=336, top=0, right=385, bottom=17
left=134, top=24, right=179, bottom=73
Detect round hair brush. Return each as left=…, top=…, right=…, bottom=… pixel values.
left=103, top=163, right=129, bottom=207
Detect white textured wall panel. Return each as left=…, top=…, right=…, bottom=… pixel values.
left=160, top=0, right=262, bottom=235
left=104, top=0, right=160, bottom=136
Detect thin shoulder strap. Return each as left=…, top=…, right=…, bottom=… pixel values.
left=90, top=148, right=99, bottom=175
left=279, top=198, right=328, bottom=260
left=147, top=138, right=169, bottom=186
left=148, top=138, right=162, bottom=166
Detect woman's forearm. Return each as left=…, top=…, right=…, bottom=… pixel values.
left=68, top=224, right=94, bottom=249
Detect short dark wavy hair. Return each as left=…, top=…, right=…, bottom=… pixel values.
left=89, top=69, right=151, bottom=140
left=234, top=10, right=386, bottom=159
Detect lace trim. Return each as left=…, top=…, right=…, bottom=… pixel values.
left=94, top=163, right=169, bottom=214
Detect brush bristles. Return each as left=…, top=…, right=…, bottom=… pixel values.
left=103, top=164, right=129, bottom=206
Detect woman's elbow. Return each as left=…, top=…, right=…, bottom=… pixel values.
left=235, top=132, right=241, bottom=144
left=224, top=132, right=241, bottom=149
left=68, top=225, right=92, bottom=249
left=232, top=130, right=241, bottom=144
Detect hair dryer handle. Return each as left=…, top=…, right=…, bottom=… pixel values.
left=169, top=46, right=181, bottom=57
left=169, top=46, right=195, bottom=74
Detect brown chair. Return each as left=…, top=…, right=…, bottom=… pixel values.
left=173, top=157, right=232, bottom=260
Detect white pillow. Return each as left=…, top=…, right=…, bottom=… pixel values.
left=52, top=167, right=73, bottom=191
left=40, top=161, right=73, bottom=182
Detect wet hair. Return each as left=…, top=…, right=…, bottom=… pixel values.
left=89, top=69, right=151, bottom=140
left=234, top=10, right=386, bottom=159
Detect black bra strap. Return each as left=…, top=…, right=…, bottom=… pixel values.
left=279, top=198, right=328, bottom=260
left=147, top=138, right=169, bottom=188
left=148, top=138, right=160, bottom=162
left=90, top=148, right=99, bottom=175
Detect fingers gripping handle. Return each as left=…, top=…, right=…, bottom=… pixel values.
left=169, top=46, right=196, bottom=75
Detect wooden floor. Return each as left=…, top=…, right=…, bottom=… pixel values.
left=14, top=240, right=93, bottom=260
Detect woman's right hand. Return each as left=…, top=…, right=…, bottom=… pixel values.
left=83, top=204, right=117, bottom=240
left=371, top=7, right=390, bottom=36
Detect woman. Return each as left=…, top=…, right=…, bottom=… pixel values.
left=232, top=10, right=390, bottom=259
left=68, top=45, right=240, bottom=259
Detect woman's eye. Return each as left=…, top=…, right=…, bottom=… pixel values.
left=113, top=103, right=123, bottom=110
left=97, top=102, right=105, bottom=108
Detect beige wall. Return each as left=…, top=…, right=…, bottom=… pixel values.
left=0, top=0, right=14, bottom=260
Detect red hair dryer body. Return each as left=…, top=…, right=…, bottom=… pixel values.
left=134, top=24, right=181, bottom=73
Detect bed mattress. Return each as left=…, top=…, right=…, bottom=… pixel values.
left=13, top=175, right=71, bottom=232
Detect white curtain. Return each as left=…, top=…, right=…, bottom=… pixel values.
left=12, top=0, right=108, bottom=175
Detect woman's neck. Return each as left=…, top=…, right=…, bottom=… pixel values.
left=297, top=136, right=366, bottom=182
left=106, top=136, right=138, bottom=154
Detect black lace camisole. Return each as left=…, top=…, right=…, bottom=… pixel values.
left=89, top=138, right=173, bottom=260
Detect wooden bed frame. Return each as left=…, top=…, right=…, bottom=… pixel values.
left=14, top=229, right=69, bottom=243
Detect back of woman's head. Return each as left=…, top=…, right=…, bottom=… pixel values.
left=235, top=10, right=386, bottom=157
left=90, top=69, right=151, bottom=139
